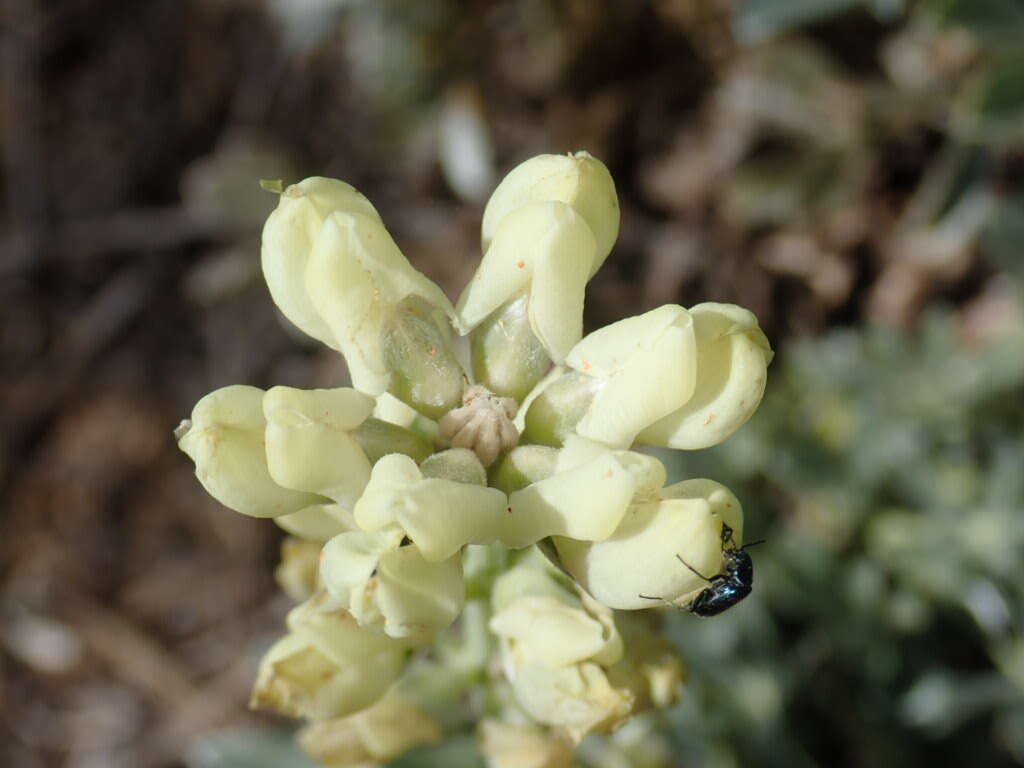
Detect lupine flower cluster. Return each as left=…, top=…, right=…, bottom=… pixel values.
left=176, top=152, right=772, bottom=766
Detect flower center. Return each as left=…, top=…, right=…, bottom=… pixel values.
left=438, top=385, right=519, bottom=467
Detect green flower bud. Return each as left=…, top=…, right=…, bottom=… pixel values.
left=554, top=479, right=744, bottom=610
left=177, top=385, right=323, bottom=518
left=251, top=592, right=409, bottom=721
left=471, top=292, right=552, bottom=402
left=264, top=386, right=374, bottom=509
left=351, top=418, right=434, bottom=464
left=381, top=295, right=466, bottom=420
left=490, top=445, right=559, bottom=494
left=521, top=370, right=601, bottom=447
left=421, top=447, right=488, bottom=486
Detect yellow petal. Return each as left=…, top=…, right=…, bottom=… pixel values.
left=264, top=386, right=374, bottom=508
left=262, top=177, right=381, bottom=349
left=506, top=662, right=634, bottom=744
left=177, top=385, right=322, bottom=518
left=457, top=201, right=598, bottom=362
left=481, top=151, right=619, bottom=268
left=353, top=454, right=510, bottom=562
left=478, top=720, right=573, bottom=768
left=305, top=211, right=455, bottom=394
left=490, top=595, right=621, bottom=668
left=567, top=305, right=698, bottom=448
left=252, top=597, right=408, bottom=721
left=554, top=480, right=743, bottom=610
left=275, top=503, right=360, bottom=542
left=638, top=303, right=773, bottom=449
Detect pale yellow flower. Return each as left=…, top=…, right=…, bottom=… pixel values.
left=299, top=690, right=441, bottom=768
left=177, top=385, right=323, bottom=518
left=251, top=593, right=409, bottom=721
left=555, top=479, right=744, bottom=610
left=320, top=528, right=464, bottom=642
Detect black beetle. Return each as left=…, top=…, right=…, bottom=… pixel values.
left=640, top=524, right=762, bottom=617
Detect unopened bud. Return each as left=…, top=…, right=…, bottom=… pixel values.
left=481, top=151, right=619, bottom=264
left=351, top=418, right=434, bottom=464
left=381, top=296, right=466, bottom=420
left=439, top=385, right=519, bottom=467
left=420, top=447, right=488, bottom=486
left=521, top=371, right=601, bottom=447
left=471, top=292, right=552, bottom=402
left=490, top=445, right=559, bottom=494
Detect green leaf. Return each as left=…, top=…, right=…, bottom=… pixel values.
left=187, top=729, right=316, bottom=768
left=982, top=195, right=1024, bottom=279
left=928, top=0, right=1024, bottom=47
left=388, top=736, right=485, bottom=768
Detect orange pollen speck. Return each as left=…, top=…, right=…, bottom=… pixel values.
left=517, top=260, right=525, bottom=268
left=428, top=347, right=437, bottom=355
left=582, top=359, right=592, bottom=371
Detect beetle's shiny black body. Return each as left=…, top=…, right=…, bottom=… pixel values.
left=687, top=547, right=753, bottom=617
left=639, top=524, right=759, bottom=617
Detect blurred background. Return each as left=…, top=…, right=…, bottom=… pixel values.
left=2, top=0, right=1023, bottom=766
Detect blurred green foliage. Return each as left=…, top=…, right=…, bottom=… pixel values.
left=659, top=296, right=1024, bottom=767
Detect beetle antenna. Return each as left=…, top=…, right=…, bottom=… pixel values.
left=676, top=554, right=713, bottom=582
left=742, top=539, right=767, bottom=550
left=638, top=593, right=674, bottom=609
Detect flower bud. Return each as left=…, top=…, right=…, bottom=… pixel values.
left=554, top=479, right=744, bottom=610
left=320, top=528, right=465, bottom=642
left=262, top=178, right=382, bottom=349
left=420, top=447, right=488, bottom=486
left=478, top=720, right=573, bottom=768
left=505, top=440, right=666, bottom=544
left=456, top=201, right=598, bottom=363
left=304, top=209, right=456, bottom=395
left=299, top=691, right=442, bottom=768
left=439, top=385, right=519, bottom=468
left=491, top=552, right=633, bottom=743
left=251, top=593, right=409, bottom=721
left=353, top=454, right=509, bottom=561
left=371, top=392, right=441, bottom=448
left=470, top=292, right=553, bottom=402
left=506, top=661, right=634, bottom=745
left=275, top=537, right=324, bottom=602
left=380, top=295, right=466, bottom=419
left=605, top=612, right=684, bottom=711
left=481, top=152, right=619, bottom=265
left=490, top=445, right=559, bottom=494
left=637, top=302, right=773, bottom=449
left=177, top=385, right=323, bottom=518
left=520, top=370, right=601, bottom=447
left=557, top=305, right=699, bottom=449
left=351, top=418, right=434, bottom=464
left=264, top=386, right=374, bottom=508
